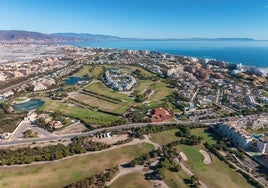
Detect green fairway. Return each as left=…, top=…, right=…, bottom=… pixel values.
left=149, top=81, right=174, bottom=102
left=84, top=81, right=135, bottom=103
left=176, top=145, right=253, bottom=188
left=111, top=172, right=153, bottom=188
left=150, top=129, right=179, bottom=145
left=0, top=143, right=154, bottom=188
left=190, top=128, right=219, bottom=144
left=128, top=66, right=156, bottom=78
left=73, top=66, right=91, bottom=77
left=39, top=97, right=119, bottom=127
left=71, top=93, right=130, bottom=115
left=89, top=65, right=104, bottom=79
left=135, top=80, right=174, bottom=103
left=163, top=169, right=190, bottom=188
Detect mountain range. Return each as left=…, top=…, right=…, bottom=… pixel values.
left=0, top=30, right=258, bottom=44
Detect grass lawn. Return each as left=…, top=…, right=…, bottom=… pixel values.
left=89, top=65, right=104, bottom=79
left=73, top=65, right=91, bottom=77
left=149, top=81, right=174, bottom=102
left=163, top=169, right=190, bottom=188
left=0, top=143, right=154, bottom=188
left=190, top=128, right=219, bottom=145
left=111, top=172, right=153, bottom=188
left=176, top=144, right=253, bottom=188
left=72, top=93, right=130, bottom=115
left=12, top=97, right=27, bottom=102
left=150, top=129, right=179, bottom=145
left=39, top=97, right=119, bottom=127
left=135, top=80, right=154, bottom=92
left=84, top=82, right=135, bottom=103
left=134, top=80, right=174, bottom=104
left=128, top=66, right=155, bottom=78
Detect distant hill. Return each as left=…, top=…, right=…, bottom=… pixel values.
left=51, top=33, right=122, bottom=41
left=0, top=30, right=259, bottom=44
left=0, top=30, right=52, bottom=42
left=0, top=30, right=124, bottom=44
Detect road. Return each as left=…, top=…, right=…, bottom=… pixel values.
left=0, top=79, right=30, bottom=94
left=0, top=118, right=226, bottom=147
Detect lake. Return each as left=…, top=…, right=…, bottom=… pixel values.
left=13, top=99, right=44, bottom=111
left=63, top=76, right=91, bottom=85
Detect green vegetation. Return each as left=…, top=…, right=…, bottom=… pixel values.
left=73, top=66, right=91, bottom=77
left=65, top=165, right=120, bottom=188
left=129, top=65, right=155, bottom=78
left=0, top=107, right=25, bottom=134
left=89, top=65, right=104, bottom=79
left=23, top=129, right=38, bottom=138
left=134, top=80, right=174, bottom=104
left=0, top=137, right=112, bottom=165
left=84, top=82, right=135, bottom=103
left=190, top=128, right=218, bottom=144
left=39, top=97, right=119, bottom=127
left=111, top=172, right=153, bottom=188
left=13, top=97, right=27, bottom=102
left=176, top=145, right=252, bottom=188
left=163, top=170, right=190, bottom=188
left=71, top=93, right=130, bottom=115
left=0, top=143, right=154, bottom=188
left=204, top=142, right=263, bottom=188
left=150, top=129, right=179, bottom=145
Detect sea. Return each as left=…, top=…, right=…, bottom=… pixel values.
left=72, top=40, right=268, bottom=68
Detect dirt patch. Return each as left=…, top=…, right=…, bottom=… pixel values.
left=93, top=134, right=129, bottom=145
left=55, top=122, right=87, bottom=135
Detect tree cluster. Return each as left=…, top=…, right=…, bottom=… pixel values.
left=204, top=142, right=264, bottom=188
left=64, top=165, right=119, bottom=188
left=0, top=137, right=111, bottom=166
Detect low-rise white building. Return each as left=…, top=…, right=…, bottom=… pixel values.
left=215, top=123, right=253, bottom=149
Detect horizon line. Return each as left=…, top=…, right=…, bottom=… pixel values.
left=1, top=29, right=268, bottom=41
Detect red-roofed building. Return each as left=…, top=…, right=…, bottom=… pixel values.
left=150, top=108, right=172, bottom=122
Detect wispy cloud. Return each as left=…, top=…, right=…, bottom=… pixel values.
left=265, top=5, right=268, bottom=8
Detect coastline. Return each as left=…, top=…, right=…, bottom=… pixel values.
left=71, top=40, right=268, bottom=68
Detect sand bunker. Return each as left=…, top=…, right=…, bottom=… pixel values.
left=199, top=150, right=211, bottom=164
left=179, top=152, right=188, bottom=161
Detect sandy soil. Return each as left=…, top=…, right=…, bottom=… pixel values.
left=179, top=151, right=188, bottom=161
left=199, top=150, right=212, bottom=165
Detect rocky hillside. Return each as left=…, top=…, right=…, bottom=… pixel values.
left=0, top=30, right=122, bottom=44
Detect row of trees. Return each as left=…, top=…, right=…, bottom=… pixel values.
left=0, top=136, right=110, bottom=166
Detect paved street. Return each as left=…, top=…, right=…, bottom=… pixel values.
left=0, top=118, right=226, bottom=147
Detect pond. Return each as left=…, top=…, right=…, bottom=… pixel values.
left=13, top=99, right=44, bottom=111
left=63, top=76, right=91, bottom=85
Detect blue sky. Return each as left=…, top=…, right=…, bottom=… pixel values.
left=0, top=0, right=268, bottom=39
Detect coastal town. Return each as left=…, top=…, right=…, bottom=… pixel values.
left=0, top=43, right=268, bottom=188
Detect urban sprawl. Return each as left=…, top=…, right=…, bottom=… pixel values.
left=0, top=44, right=268, bottom=187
